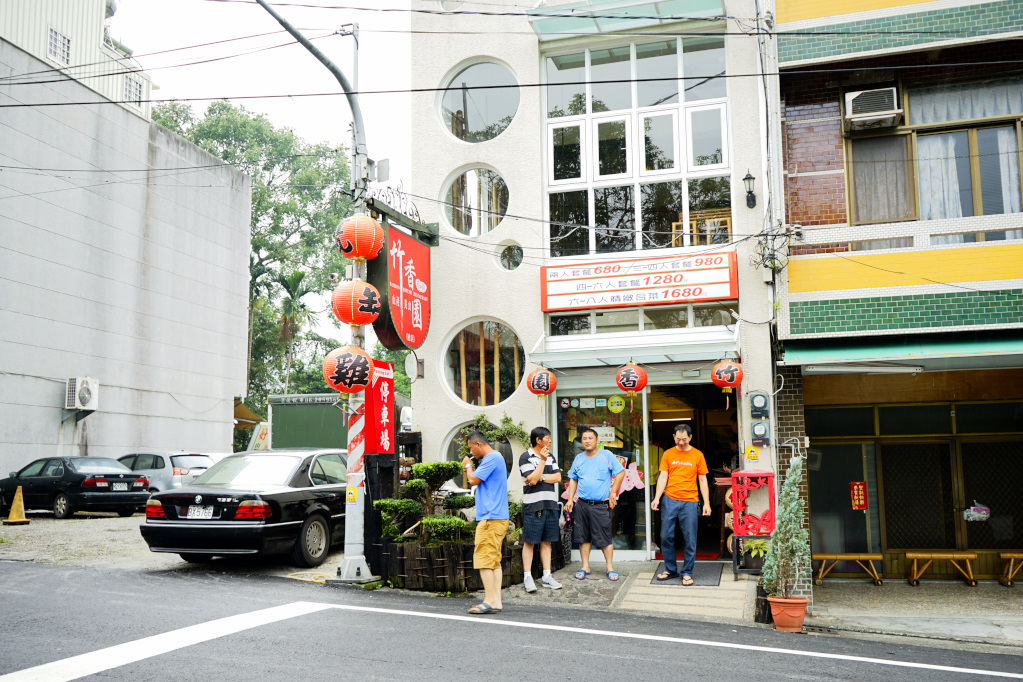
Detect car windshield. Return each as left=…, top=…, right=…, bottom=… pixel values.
left=70, top=458, right=132, bottom=474
left=192, top=455, right=299, bottom=489
left=170, top=455, right=214, bottom=469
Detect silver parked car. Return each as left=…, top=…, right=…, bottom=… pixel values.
left=117, top=451, right=215, bottom=492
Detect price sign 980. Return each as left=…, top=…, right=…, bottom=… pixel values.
left=693, top=255, right=725, bottom=267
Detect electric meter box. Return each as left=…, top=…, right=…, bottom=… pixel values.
left=749, top=392, right=769, bottom=418
left=751, top=420, right=771, bottom=445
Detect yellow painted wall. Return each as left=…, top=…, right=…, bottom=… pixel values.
left=778, top=0, right=935, bottom=23
left=788, top=244, right=1023, bottom=293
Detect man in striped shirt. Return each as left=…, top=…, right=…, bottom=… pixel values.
left=518, top=426, right=563, bottom=592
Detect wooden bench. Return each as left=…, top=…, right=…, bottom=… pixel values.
left=999, top=552, right=1023, bottom=587
left=905, top=552, right=978, bottom=586
left=812, top=553, right=883, bottom=586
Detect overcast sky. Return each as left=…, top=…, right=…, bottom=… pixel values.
left=111, top=0, right=412, bottom=346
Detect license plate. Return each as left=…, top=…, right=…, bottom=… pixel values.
left=186, top=505, right=214, bottom=519
left=112, top=482, right=128, bottom=491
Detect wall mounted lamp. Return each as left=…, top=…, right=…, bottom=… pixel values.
left=743, top=171, right=756, bottom=208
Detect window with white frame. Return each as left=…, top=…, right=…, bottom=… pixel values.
left=124, top=75, right=143, bottom=108
left=548, top=302, right=736, bottom=335
left=848, top=76, right=1023, bottom=225
left=544, top=34, right=730, bottom=258
left=48, top=28, right=71, bottom=65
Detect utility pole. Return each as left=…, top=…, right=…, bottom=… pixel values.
left=255, top=0, right=375, bottom=583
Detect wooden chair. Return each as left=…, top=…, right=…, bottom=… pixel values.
left=812, top=553, right=883, bottom=586
left=905, top=551, right=978, bottom=586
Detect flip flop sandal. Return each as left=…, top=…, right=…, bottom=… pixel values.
left=468, top=603, right=500, bottom=614
left=574, top=570, right=591, bottom=580
left=656, top=571, right=680, bottom=581
left=607, top=570, right=620, bottom=581
left=682, top=576, right=694, bottom=586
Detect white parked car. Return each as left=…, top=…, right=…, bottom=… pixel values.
left=117, top=451, right=215, bottom=492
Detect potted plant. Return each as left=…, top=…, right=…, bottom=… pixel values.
left=761, top=455, right=812, bottom=632
left=741, top=537, right=770, bottom=571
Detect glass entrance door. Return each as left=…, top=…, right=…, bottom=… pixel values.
left=808, top=443, right=880, bottom=574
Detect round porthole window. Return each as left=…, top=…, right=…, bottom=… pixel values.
left=499, top=244, right=523, bottom=270
left=440, top=62, right=520, bottom=143
left=445, top=319, right=524, bottom=406
left=444, top=167, right=509, bottom=235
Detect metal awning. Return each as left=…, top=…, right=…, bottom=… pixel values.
left=529, top=326, right=737, bottom=369
left=781, top=332, right=1023, bottom=374
left=233, top=400, right=264, bottom=430
left=528, top=0, right=724, bottom=41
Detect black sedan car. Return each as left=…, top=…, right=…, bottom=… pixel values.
left=139, top=448, right=347, bottom=567
left=0, top=457, right=149, bottom=518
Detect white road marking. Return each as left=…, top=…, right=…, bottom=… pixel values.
left=3, top=600, right=1020, bottom=680
left=326, top=604, right=1023, bottom=679
left=0, top=601, right=333, bottom=682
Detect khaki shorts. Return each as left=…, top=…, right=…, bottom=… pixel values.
left=473, top=519, right=509, bottom=569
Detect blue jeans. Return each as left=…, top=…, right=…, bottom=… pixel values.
left=661, top=497, right=698, bottom=577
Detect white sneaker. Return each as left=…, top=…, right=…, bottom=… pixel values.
left=541, top=575, right=563, bottom=590
left=523, top=574, right=537, bottom=593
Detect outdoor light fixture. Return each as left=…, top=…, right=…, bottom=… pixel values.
left=743, top=171, right=756, bottom=208
left=803, top=363, right=925, bottom=375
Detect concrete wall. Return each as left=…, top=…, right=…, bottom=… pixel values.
left=0, top=37, right=250, bottom=475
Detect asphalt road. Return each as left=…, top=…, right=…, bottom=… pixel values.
left=2, top=561, right=1021, bottom=682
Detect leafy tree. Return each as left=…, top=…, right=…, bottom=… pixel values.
left=275, top=271, right=315, bottom=393
left=372, top=342, right=411, bottom=397
left=153, top=101, right=353, bottom=420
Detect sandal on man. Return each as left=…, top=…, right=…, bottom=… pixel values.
left=681, top=575, right=694, bottom=586
left=574, top=569, right=590, bottom=580
left=468, top=602, right=501, bottom=614
left=656, top=571, right=679, bottom=581
left=607, top=570, right=620, bottom=581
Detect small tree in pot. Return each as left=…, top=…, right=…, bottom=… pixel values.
left=761, top=455, right=812, bottom=632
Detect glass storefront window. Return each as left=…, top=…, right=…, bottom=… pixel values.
left=640, top=180, right=684, bottom=249
left=594, top=309, right=638, bottom=333
left=445, top=320, right=524, bottom=406
left=643, top=306, right=688, bottom=329
left=444, top=167, right=509, bottom=235
left=590, top=46, right=632, bottom=112
left=637, top=40, right=678, bottom=107
left=594, top=185, right=635, bottom=253
left=550, top=313, right=590, bottom=336
left=955, top=400, right=1023, bottom=433
left=552, top=124, right=582, bottom=181
left=546, top=52, right=585, bottom=118
left=642, top=114, right=676, bottom=172
left=805, top=407, right=875, bottom=437
left=692, top=303, right=734, bottom=326
left=877, top=404, right=951, bottom=435
left=499, top=244, right=522, bottom=270
left=682, top=36, right=726, bottom=101
left=441, top=62, right=519, bottom=142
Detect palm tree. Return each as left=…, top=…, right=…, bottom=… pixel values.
left=276, top=270, right=314, bottom=394
left=246, top=255, right=275, bottom=399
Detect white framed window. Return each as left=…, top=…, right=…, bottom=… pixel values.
left=593, top=115, right=633, bottom=181
left=124, top=75, right=143, bottom=108
left=548, top=121, right=586, bottom=185
left=48, top=28, right=71, bottom=65
left=685, top=104, right=728, bottom=171
left=638, top=110, right=679, bottom=175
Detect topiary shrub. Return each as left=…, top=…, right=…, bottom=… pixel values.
left=373, top=498, right=423, bottom=518
left=443, top=495, right=476, bottom=511
left=402, top=478, right=427, bottom=499
left=408, top=461, right=463, bottom=515
left=421, top=514, right=470, bottom=543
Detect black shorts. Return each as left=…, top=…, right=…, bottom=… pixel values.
left=573, top=499, right=612, bottom=548
left=522, top=507, right=560, bottom=544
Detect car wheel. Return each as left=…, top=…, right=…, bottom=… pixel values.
left=52, top=493, right=74, bottom=519
left=179, top=553, right=214, bottom=563
left=291, top=514, right=330, bottom=568
left=117, top=507, right=135, bottom=517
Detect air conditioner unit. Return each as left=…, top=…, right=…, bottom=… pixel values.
left=845, top=87, right=903, bottom=130
left=65, top=377, right=99, bottom=411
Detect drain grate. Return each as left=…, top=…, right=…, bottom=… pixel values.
left=804, top=626, right=839, bottom=634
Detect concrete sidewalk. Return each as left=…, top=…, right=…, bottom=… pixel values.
left=499, top=559, right=1023, bottom=651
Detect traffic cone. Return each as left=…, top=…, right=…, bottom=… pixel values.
left=2, top=486, right=30, bottom=525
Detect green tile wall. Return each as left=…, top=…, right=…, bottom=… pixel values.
left=790, top=289, right=1023, bottom=335
left=779, top=1, right=1023, bottom=63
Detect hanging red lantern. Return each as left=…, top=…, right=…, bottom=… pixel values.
left=615, top=362, right=648, bottom=397
left=334, top=214, right=384, bottom=261
left=526, top=368, right=557, bottom=398
left=332, top=280, right=382, bottom=326
left=711, top=360, right=743, bottom=409
left=322, top=345, right=376, bottom=394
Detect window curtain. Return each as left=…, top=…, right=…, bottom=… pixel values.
left=918, top=134, right=963, bottom=220
left=909, top=76, right=1023, bottom=124
left=996, top=127, right=1022, bottom=216
left=851, top=136, right=913, bottom=222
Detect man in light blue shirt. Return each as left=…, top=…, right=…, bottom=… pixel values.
left=462, top=431, right=509, bottom=614
left=564, top=427, right=626, bottom=581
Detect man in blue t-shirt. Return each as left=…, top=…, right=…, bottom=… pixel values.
left=462, top=431, right=509, bottom=614
left=564, top=427, right=626, bottom=582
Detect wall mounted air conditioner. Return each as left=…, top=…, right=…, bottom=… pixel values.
left=65, top=377, right=99, bottom=411
left=845, top=87, right=903, bottom=130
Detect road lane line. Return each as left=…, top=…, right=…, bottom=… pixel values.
left=324, top=604, right=1023, bottom=679
left=0, top=601, right=333, bottom=682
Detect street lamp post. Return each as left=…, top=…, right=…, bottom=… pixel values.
left=255, top=0, right=375, bottom=583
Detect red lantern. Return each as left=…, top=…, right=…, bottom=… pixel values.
left=332, top=280, right=382, bottom=326
left=322, top=345, right=376, bottom=394
left=334, top=214, right=384, bottom=261
left=711, top=361, right=743, bottom=389
left=526, top=368, right=557, bottom=398
left=615, top=362, right=648, bottom=397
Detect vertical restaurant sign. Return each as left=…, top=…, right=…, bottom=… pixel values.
left=364, top=360, right=395, bottom=454
left=850, top=481, right=868, bottom=510
left=387, top=225, right=430, bottom=348
left=541, top=251, right=737, bottom=312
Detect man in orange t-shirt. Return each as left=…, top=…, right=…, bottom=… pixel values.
left=651, top=423, right=710, bottom=585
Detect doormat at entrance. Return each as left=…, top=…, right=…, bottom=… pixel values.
left=656, top=551, right=720, bottom=561
left=650, top=561, right=722, bottom=587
